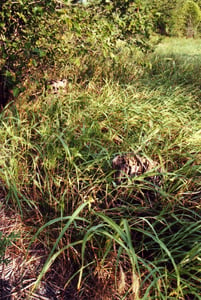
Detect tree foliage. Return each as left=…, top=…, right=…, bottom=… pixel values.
left=172, top=0, right=201, bottom=37
left=1, top=0, right=201, bottom=107
left=0, top=0, right=155, bottom=106
left=146, top=0, right=178, bottom=35
left=73, top=0, right=153, bottom=49
left=0, top=0, right=57, bottom=101
left=183, top=0, right=201, bottom=35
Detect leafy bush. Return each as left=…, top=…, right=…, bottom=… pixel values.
left=146, top=0, right=178, bottom=36
left=0, top=0, right=155, bottom=107
left=0, top=0, right=57, bottom=101
left=172, top=0, right=201, bottom=37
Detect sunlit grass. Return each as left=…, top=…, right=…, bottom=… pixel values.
left=147, top=37, right=201, bottom=88
left=155, top=37, right=201, bottom=56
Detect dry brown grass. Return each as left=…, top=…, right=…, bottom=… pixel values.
left=0, top=197, right=137, bottom=299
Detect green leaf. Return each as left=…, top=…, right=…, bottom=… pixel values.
left=12, top=87, right=20, bottom=97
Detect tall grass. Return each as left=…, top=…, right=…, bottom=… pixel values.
left=147, top=37, right=201, bottom=88
left=0, top=37, right=201, bottom=298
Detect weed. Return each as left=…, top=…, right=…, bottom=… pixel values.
left=0, top=31, right=201, bottom=299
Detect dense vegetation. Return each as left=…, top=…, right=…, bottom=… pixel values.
left=0, top=0, right=201, bottom=299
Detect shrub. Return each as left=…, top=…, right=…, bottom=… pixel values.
left=0, top=0, right=154, bottom=107
left=0, top=0, right=57, bottom=104
left=172, top=0, right=201, bottom=37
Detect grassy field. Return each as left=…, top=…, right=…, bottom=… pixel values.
left=0, top=37, right=201, bottom=299
left=148, top=37, right=201, bottom=88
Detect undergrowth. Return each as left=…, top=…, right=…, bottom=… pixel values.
left=0, top=32, right=201, bottom=299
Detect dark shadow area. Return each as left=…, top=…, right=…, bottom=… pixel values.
left=0, top=279, right=12, bottom=300
left=0, top=72, right=13, bottom=109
